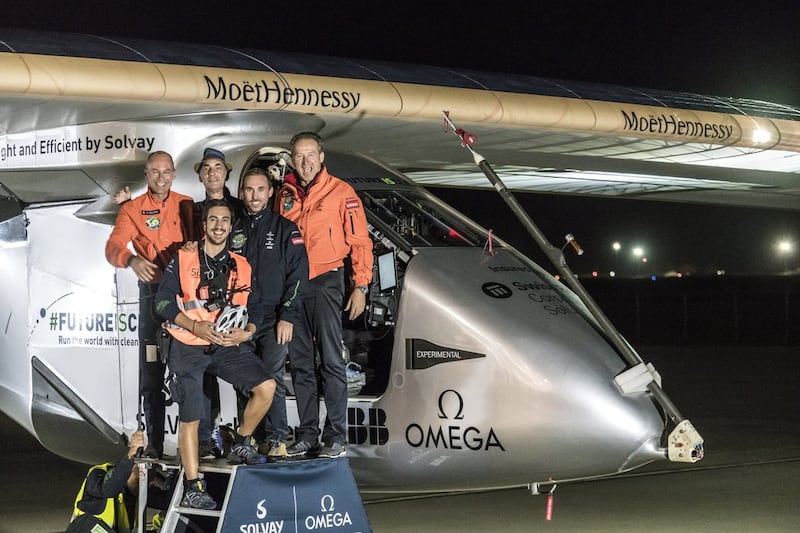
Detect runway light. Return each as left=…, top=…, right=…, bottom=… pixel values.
left=609, top=271, right=616, bottom=277
left=592, top=270, right=598, bottom=277
left=612, top=242, right=621, bottom=251
left=632, top=247, right=644, bottom=257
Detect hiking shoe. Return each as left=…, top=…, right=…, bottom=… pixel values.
left=142, top=443, right=163, bottom=459
left=267, top=439, right=288, bottom=459
left=286, top=440, right=320, bottom=458
left=318, top=442, right=346, bottom=458
left=199, top=440, right=217, bottom=461
left=182, top=479, right=216, bottom=510
left=227, top=436, right=267, bottom=465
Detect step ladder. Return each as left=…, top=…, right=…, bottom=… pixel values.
left=161, top=464, right=231, bottom=532
left=135, top=459, right=232, bottom=533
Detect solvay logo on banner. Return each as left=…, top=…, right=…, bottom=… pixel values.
left=256, top=499, right=268, bottom=520
left=238, top=498, right=284, bottom=533
left=304, top=494, right=353, bottom=530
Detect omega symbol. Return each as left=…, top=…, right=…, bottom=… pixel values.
left=437, top=389, right=465, bottom=420
left=320, top=494, right=335, bottom=512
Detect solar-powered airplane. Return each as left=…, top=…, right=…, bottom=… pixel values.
left=3, top=28, right=796, bottom=493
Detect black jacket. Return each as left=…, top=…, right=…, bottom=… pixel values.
left=235, top=207, right=308, bottom=327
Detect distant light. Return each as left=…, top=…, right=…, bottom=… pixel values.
left=632, top=247, right=644, bottom=257
left=753, top=129, right=772, bottom=144
left=650, top=275, right=657, bottom=281
left=612, top=242, right=621, bottom=251
left=641, top=256, right=648, bottom=263
left=609, top=271, right=616, bottom=277
left=716, top=270, right=726, bottom=276
left=592, top=270, right=598, bottom=278
left=677, top=272, right=683, bottom=278
left=777, top=240, right=793, bottom=254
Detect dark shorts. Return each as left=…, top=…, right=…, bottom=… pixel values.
left=167, top=341, right=272, bottom=422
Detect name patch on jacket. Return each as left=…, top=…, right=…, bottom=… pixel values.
left=345, top=198, right=359, bottom=210
left=146, top=217, right=161, bottom=230
left=141, top=209, right=161, bottom=215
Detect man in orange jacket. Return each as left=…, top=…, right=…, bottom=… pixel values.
left=277, top=132, right=373, bottom=458
left=105, top=151, right=195, bottom=459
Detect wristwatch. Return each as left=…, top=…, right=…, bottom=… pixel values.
left=355, top=285, right=368, bottom=294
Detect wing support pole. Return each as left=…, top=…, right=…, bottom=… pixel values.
left=442, top=112, right=703, bottom=462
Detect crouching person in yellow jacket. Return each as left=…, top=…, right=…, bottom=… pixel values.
left=67, top=431, right=144, bottom=533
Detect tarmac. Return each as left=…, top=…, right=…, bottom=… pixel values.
left=2, top=344, right=799, bottom=532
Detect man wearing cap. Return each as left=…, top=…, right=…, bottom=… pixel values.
left=105, top=151, right=194, bottom=459
left=193, top=147, right=247, bottom=247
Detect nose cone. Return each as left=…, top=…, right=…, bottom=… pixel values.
left=382, top=248, right=667, bottom=488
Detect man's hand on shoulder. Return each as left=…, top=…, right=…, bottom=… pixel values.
left=113, top=186, right=132, bottom=205
left=181, top=241, right=198, bottom=252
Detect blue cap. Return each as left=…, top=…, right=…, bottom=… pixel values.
left=194, top=147, right=232, bottom=173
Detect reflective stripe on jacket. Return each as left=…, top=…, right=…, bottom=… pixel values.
left=70, top=462, right=130, bottom=532
left=166, top=248, right=251, bottom=345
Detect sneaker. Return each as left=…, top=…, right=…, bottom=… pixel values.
left=142, top=443, right=163, bottom=459
left=268, top=440, right=288, bottom=459
left=182, top=479, right=216, bottom=510
left=286, top=440, right=320, bottom=458
left=227, top=436, right=267, bottom=465
left=199, top=440, right=216, bottom=461
left=318, top=442, right=346, bottom=458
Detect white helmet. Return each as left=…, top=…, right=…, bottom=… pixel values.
left=214, top=305, right=248, bottom=333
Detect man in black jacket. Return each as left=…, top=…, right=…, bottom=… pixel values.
left=238, top=167, right=308, bottom=458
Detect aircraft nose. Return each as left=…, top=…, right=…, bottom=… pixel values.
left=391, top=247, right=670, bottom=485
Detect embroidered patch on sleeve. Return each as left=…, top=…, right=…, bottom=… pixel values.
left=345, top=198, right=359, bottom=210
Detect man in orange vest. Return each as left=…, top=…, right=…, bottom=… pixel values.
left=105, top=151, right=194, bottom=459
left=155, top=199, right=276, bottom=509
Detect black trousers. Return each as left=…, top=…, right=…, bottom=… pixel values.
left=289, top=269, right=347, bottom=445
left=138, top=282, right=165, bottom=448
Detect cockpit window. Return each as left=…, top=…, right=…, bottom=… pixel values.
left=361, top=189, right=483, bottom=249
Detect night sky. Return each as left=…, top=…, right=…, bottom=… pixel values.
left=4, top=1, right=800, bottom=275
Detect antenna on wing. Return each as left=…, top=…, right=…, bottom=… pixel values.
left=442, top=111, right=703, bottom=462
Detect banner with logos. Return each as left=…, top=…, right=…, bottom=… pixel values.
left=220, top=458, right=371, bottom=533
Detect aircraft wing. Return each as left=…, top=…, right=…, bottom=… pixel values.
left=2, top=29, right=800, bottom=210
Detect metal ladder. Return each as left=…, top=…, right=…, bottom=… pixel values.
left=137, top=460, right=235, bottom=533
